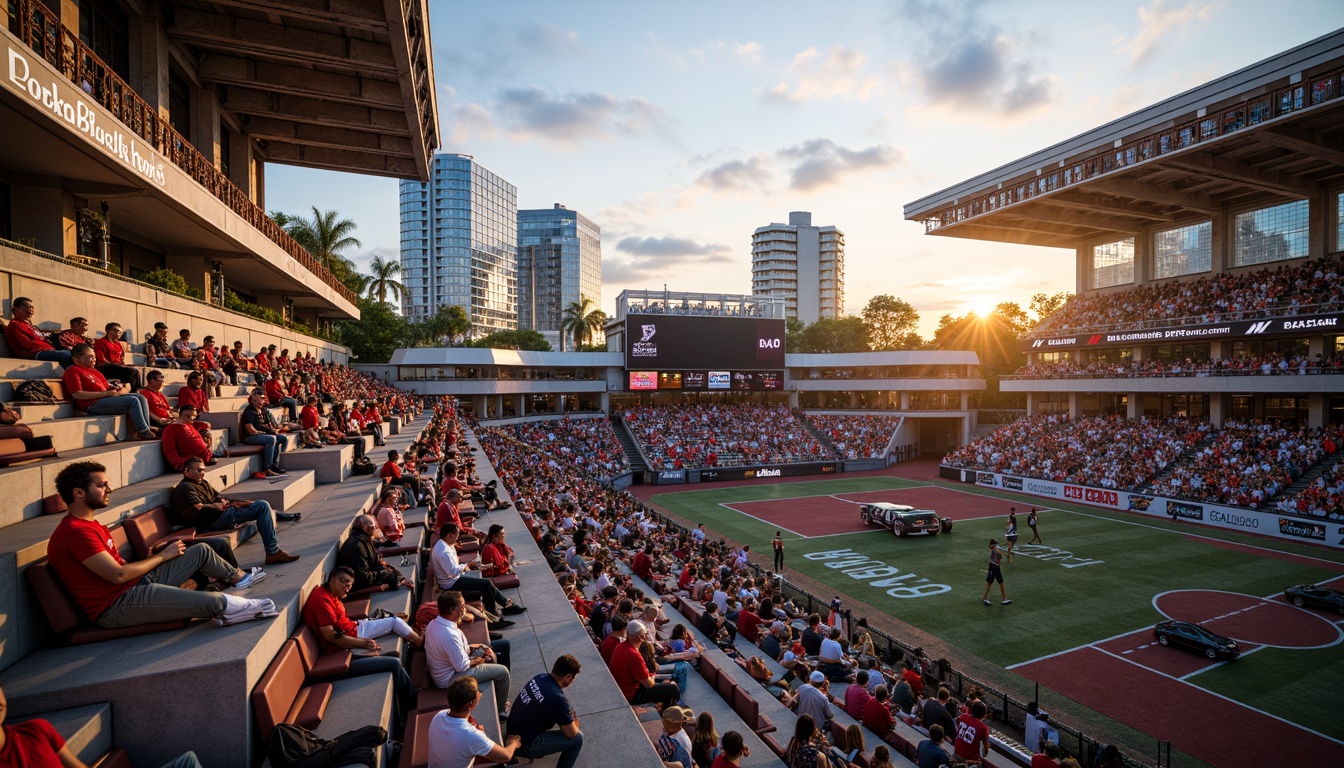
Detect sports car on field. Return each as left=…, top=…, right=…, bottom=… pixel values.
left=858, top=503, right=948, bottom=537
left=1284, top=584, right=1344, bottom=614
left=1152, top=620, right=1240, bottom=660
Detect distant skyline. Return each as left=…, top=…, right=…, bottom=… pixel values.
left=266, top=1, right=1344, bottom=337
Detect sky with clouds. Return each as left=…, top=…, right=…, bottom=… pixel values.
left=266, top=0, right=1344, bottom=336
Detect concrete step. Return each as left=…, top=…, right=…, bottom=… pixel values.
left=230, top=469, right=316, bottom=511
left=16, top=702, right=113, bottom=766
left=26, top=413, right=127, bottom=452
left=281, top=442, right=354, bottom=484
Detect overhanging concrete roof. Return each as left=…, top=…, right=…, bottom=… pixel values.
left=785, top=351, right=980, bottom=367
left=176, top=0, right=439, bottom=180
left=904, top=29, right=1344, bottom=247
left=389, top=348, right=625, bottom=366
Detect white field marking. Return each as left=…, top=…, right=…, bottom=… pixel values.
left=689, top=481, right=923, bottom=507
left=1151, top=588, right=1344, bottom=650
left=1090, top=645, right=1344, bottom=746
left=1006, top=626, right=1153, bottom=669
left=1178, top=644, right=1270, bottom=681
left=1036, top=504, right=1344, bottom=569
left=718, top=503, right=807, bottom=539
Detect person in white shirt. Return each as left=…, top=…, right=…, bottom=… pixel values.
left=818, top=627, right=855, bottom=682
left=427, top=676, right=519, bottom=768
left=431, top=523, right=524, bottom=619
left=426, top=590, right=511, bottom=721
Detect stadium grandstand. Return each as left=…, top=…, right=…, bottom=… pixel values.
left=912, top=29, right=1344, bottom=546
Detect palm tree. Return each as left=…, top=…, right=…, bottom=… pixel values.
left=365, top=254, right=408, bottom=306
left=285, top=206, right=362, bottom=273
left=560, top=296, right=607, bottom=352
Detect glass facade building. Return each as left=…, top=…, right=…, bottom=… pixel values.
left=517, top=205, right=603, bottom=345
left=400, top=154, right=518, bottom=336
left=751, top=211, right=845, bottom=323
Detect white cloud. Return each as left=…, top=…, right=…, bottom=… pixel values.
left=1116, top=1, right=1217, bottom=67
left=761, top=46, right=882, bottom=104
left=777, top=139, right=904, bottom=191
left=694, top=153, right=775, bottom=192
left=491, top=87, right=672, bottom=147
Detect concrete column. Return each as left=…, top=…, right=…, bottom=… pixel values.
left=788, top=390, right=799, bottom=409
left=961, top=415, right=972, bottom=446
left=1131, top=345, right=1146, bottom=362
left=1308, top=337, right=1324, bottom=357
left=190, top=87, right=221, bottom=167
left=848, top=391, right=858, bottom=408
left=960, top=391, right=969, bottom=410
left=228, top=135, right=258, bottom=202
left=1308, top=394, right=1326, bottom=430
left=131, top=14, right=171, bottom=120
left=1132, top=227, right=1150, bottom=287
left=1127, top=393, right=1140, bottom=419
left=557, top=393, right=566, bottom=414
left=1068, top=393, right=1079, bottom=420
left=514, top=394, right=525, bottom=416
left=48, top=0, right=79, bottom=31
left=1308, top=192, right=1326, bottom=259
left=1210, top=340, right=1226, bottom=358
left=254, top=160, right=266, bottom=210
left=1209, top=394, right=1224, bottom=428
left=600, top=392, right=610, bottom=413
left=472, top=395, right=486, bottom=416
left=1026, top=392, right=1037, bottom=415
left=1075, top=247, right=1089, bottom=294
left=9, top=183, right=73, bottom=257
left=900, top=391, right=910, bottom=410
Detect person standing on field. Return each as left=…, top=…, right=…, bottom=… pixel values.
left=981, top=539, right=1010, bottom=606
left=1005, top=509, right=1019, bottom=563
left=772, top=530, right=784, bottom=572
left=1027, top=507, right=1042, bottom=544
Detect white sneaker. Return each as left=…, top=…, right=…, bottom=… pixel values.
left=231, top=567, right=266, bottom=591
left=218, top=595, right=279, bottom=626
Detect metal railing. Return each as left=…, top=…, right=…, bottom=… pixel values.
left=922, top=65, right=1344, bottom=232
left=10, top=0, right=357, bottom=305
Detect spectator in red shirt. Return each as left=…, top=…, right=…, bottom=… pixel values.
left=607, top=620, right=678, bottom=710
left=299, top=396, right=323, bottom=448
left=381, top=449, right=424, bottom=506
left=301, top=566, right=416, bottom=698
left=63, top=344, right=156, bottom=440
left=1032, top=742, right=1062, bottom=768
left=139, top=370, right=174, bottom=430
left=46, top=461, right=271, bottom=629
left=176, top=371, right=210, bottom=415
left=862, top=685, right=896, bottom=737
left=5, top=297, right=72, bottom=367
left=479, top=524, right=515, bottom=577
left=902, top=657, right=925, bottom=698
left=264, top=371, right=299, bottom=422
left=599, top=613, right=628, bottom=664
left=54, top=316, right=94, bottom=351
left=954, top=700, right=990, bottom=764
left=93, top=322, right=142, bottom=392
left=161, top=406, right=215, bottom=471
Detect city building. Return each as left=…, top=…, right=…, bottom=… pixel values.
left=751, top=211, right=845, bottom=323
left=517, top=204, right=603, bottom=349
left=400, top=153, right=517, bottom=336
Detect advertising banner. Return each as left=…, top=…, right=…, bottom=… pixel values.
left=946, top=467, right=1344, bottom=549
left=699, top=462, right=839, bottom=482
left=1020, top=310, right=1344, bottom=352
left=626, top=314, right=786, bottom=369
left=654, top=469, right=687, bottom=484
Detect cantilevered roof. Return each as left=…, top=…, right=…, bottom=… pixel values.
left=389, top=348, right=625, bottom=367
left=785, top=351, right=980, bottom=367
left=904, top=29, right=1344, bottom=248
left=175, top=0, right=439, bottom=180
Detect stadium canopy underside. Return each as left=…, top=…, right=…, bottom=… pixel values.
left=903, top=31, right=1344, bottom=249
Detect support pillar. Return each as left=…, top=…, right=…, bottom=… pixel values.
left=1308, top=394, right=1326, bottom=430
left=131, top=14, right=171, bottom=120
left=848, top=391, right=858, bottom=408
left=228, top=135, right=260, bottom=204
left=1068, top=393, right=1080, bottom=420
left=9, top=183, right=74, bottom=257
left=960, top=391, right=969, bottom=411
left=514, top=394, right=525, bottom=417
left=1026, top=392, right=1037, bottom=415
left=557, top=393, right=566, bottom=414
left=190, top=87, right=221, bottom=167
left=1209, top=394, right=1224, bottom=428
left=900, top=391, right=910, bottom=410
left=1127, top=393, right=1140, bottom=419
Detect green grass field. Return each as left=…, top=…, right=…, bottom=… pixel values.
left=649, top=476, right=1344, bottom=740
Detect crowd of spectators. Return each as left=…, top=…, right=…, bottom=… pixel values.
left=1011, top=354, right=1344, bottom=379
left=944, top=414, right=1207, bottom=491
left=1278, top=458, right=1344, bottom=520
left=1032, top=255, right=1344, bottom=337
left=502, top=416, right=630, bottom=480
left=1149, top=419, right=1344, bottom=509
left=621, top=404, right=828, bottom=469
left=809, top=414, right=900, bottom=460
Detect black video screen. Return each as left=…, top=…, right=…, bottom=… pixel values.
left=625, top=314, right=786, bottom=370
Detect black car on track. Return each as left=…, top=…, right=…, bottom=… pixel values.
left=1152, top=620, right=1240, bottom=660
left=1284, top=584, right=1344, bottom=615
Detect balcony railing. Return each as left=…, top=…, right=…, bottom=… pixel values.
left=11, top=0, right=357, bottom=305
left=922, top=65, right=1344, bottom=232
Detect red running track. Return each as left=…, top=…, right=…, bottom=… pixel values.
left=1015, top=646, right=1343, bottom=768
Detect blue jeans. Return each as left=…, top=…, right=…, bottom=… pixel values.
left=87, top=393, right=151, bottom=434
left=153, top=357, right=180, bottom=368
left=209, top=500, right=279, bottom=554
left=349, top=653, right=413, bottom=698
left=275, top=397, right=299, bottom=421
left=35, top=348, right=73, bottom=368
left=517, top=730, right=584, bottom=768
left=245, top=433, right=284, bottom=470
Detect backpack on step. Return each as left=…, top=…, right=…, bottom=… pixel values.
left=267, top=723, right=385, bottom=768
left=16, top=380, right=57, bottom=404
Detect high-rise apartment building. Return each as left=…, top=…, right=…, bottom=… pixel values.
left=400, top=154, right=517, bottom=336
left=751, top=211, right=844, bottom=323
left=517, top=204, right=603, bottom=347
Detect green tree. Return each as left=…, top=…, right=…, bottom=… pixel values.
left=796, top=316, right=870, bottom=353
left=1029, top=291, right=1072, bottom=326
left=862, top=294, right=923, bottom=350
left=365, top=253, right=408, bottom=306
left=559, top=296, right=607, bottom=352
left=467, top=329, right=552, bottom=351
left=416, top=304, right=470, bottom=346
left=931, top=307, right=1026, bottom=407
left=334, top=297, right=413, bottom=363
left=278, top=206, right=366, bottom=294
left=785, top=317, right=806, bottom=353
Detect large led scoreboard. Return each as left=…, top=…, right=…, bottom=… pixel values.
left=623, top=314, right=786, bottom=391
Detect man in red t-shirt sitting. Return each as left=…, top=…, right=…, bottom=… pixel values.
left=606, top=620, right=679, bottom=710
left=4, top=296, right=72, bottom=367
left=46, top=461, right=274, bottom=629
left=380, top=449, right=424, bottom=506
left=301, top=566, right=417, bottom=697
left=161, top=406, right=215, bottom=471
left=264, top=371, right=299, bottom=422
left=62, top=344, right=157, bottom=440
left=92, top=322, right=142, bottom=392
left=954, top=700, right=991, bottom=765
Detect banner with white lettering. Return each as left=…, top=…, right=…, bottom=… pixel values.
left=1020, top=311, right=1344, bottom=352
left=949, top=468, right=1344, bottom=549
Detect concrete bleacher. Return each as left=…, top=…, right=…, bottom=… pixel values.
left=0, top=336, right=423, bottom=767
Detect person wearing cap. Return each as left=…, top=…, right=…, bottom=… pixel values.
left=655, top=705, right=694, bottom=768
left=609, top=620, right=679, bottom=711
left=144, top=323, right=177, bottom=368
left=791, top=670, right=837, bottom=731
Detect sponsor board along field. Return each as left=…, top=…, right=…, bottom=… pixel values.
left=646, top=475, right=1344, bottom=768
